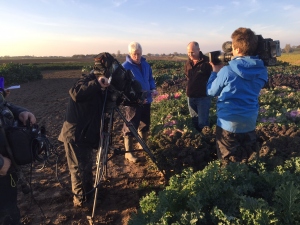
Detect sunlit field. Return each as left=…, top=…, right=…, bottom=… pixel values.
left=278, top=52, right=300, bottom=66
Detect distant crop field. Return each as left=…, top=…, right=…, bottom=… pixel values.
left=0, top=55, right=184, bottom=65
left=278, top=53, right=300, bottom=66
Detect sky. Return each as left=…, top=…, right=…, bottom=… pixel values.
left=0, top=0, right=300, bottom=57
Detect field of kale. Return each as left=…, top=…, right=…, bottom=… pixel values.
left=1, top=54, right=300, bottom=224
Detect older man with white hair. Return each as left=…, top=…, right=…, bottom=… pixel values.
left=122, top=41, right=157, bottom=163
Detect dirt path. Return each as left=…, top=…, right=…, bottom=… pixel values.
left=7, top=70, right=164, bottom=225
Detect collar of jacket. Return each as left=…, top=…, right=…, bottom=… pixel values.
left=126, top=55, right=146, bottom=65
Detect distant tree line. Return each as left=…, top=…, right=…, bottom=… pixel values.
left=2, top=45, right=300, bottom=59
left=282, top=44, right=300, bottom=53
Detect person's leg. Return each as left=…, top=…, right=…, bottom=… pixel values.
left=196, top=96, right=211, bottom=130
left=64, top=142, right=93, bottom=206
left=216, top=127, right=257, bottom=163
left=122, top=106, right=140, bottom=136
left=187, top=97, right=200, bottom=131
left=0, top=171, right=21, bottom=225
left=137, top=104, right=151, bottom=149
left=240, top=130, right=257, bottom=162
left=122, top=106, right=141, bottom=162
left=216, top=126, right=240, bottom=161
left=76, top=144, right=94, bottom=203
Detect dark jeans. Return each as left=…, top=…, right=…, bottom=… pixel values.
left=216, top=126, right=257, bottom=162
left=122, top=104, right=151, bottom=136
left=187, top=96, right=211, bottom=132
left=0, top=171, right=21, bottom=225
left=64, top=142, right=94, bottom=203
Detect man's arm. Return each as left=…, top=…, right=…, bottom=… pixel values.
left=7, top=103, right=36, bottom=125
left=206, top=66, right=227, bottom=97
left=148, top=67, right=156, bottom=91
left=69, top=73, right=109, bottom=102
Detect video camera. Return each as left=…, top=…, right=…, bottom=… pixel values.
left=0, top=90, right=55, bottom=166
left=208, top=35, right=281, bottom=66
left=93, top=52, right=147, bottom=108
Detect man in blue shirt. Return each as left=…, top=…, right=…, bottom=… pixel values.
left=207, top=27, right=268, bottom=163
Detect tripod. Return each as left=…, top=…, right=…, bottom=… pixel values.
left=87, top=101, right=165, bottom=224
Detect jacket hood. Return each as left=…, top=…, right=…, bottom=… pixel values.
left=228, top=56, right=268, bottom=81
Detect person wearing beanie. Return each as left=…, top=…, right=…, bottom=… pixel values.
left=58, top=60, right=110, bottom=208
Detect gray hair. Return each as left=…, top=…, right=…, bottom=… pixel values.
left=128, top=41, right=142, bottom=53
left=187, top=41, right=200, bottom=48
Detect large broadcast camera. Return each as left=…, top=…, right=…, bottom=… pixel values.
left=208, top=34, right=281, bottom=66
left=93, top=52, right=147, bottom=109
left=0, top=91, right=54, bottom=166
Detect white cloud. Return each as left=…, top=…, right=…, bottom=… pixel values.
left=231, top=1, right=240, bottom=7
left=181, top=6, right=195, bottom=12
left=112, top=0, right=128, bottom=7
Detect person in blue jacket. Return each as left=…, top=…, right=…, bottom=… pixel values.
left=207, top=27, right=268, bottom=163
left=122, top=42, right=157, bottom=163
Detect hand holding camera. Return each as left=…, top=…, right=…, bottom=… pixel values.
left=18, top=111, right=36, bottom=126
left=98, top=76, right=110, bottom=89
left=209, top=62, right=224, bottom=73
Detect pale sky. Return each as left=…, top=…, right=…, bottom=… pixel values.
left=0, top=0, right=299, bottom=57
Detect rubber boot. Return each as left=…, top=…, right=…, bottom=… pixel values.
left=136, top=131, right=148, bottom=150
left=124, top=136, right=138, bottom=163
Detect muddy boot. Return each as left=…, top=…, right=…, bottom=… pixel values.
left=136, top=131, right=148, bottom=150
left=124, top=136, right=138, bottom=163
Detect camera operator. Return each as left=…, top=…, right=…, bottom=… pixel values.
left=0, top=80, right=36, bottom=225
left=122, top=42, right=157, bottom=163
left=58, top=68, right=110, bottom=208
left=185, top=41, right=212, bottom=132
left=206, top=27, right=268, bottom=163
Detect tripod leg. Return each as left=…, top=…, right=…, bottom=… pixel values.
left=114, top=106, right=166, bottom=178
left=89, top=108, right=114, bottom=222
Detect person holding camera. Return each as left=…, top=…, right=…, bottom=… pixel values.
left=122, top=42, right=157, bottom=163
left=185, top=42, right=212, bottom=132
left=0, top=80, right=36, bottom=225
left=58, top=67, right=110, bottom=208
left=207, top=27, right=268, bottom=163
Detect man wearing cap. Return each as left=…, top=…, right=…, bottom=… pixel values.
left=58, top=60, right=110, bottom=208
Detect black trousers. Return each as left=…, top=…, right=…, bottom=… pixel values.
left=64, top=142, right=94, bottom=203
left=0, top=171, right=21, bottom=225
left=216, top=126, right=257, bottom=162
left=122, top=104, right=151, bottom=136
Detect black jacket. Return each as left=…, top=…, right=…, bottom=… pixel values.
left=58, top=73, right=105, bottom=148
left=184, top=51, right=212, bottom=98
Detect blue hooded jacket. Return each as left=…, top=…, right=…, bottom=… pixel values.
left=207, top=56, right=268, bottom=133
left=122, top=55, right=156, bottom=104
